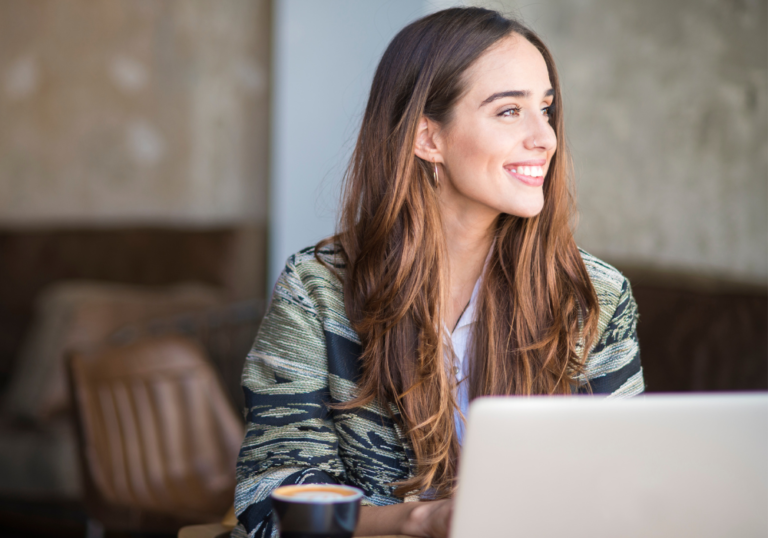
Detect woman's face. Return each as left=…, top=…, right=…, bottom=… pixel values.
left=427, top=34, right=557, bottom=222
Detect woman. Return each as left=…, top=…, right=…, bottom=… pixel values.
left=234, top=7, right=643, bottom=538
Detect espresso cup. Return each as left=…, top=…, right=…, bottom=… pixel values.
left=270, top=483, right=364, bottom=538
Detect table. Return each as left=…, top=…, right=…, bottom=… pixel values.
left=178, top=524, right=408, bottom=538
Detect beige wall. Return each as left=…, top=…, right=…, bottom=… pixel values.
left=0, top=0, right=270, bottom=226
left=494, top=0, right=767, bottom=284
left=2, top=0, right=765, bottom=286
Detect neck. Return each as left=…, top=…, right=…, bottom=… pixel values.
left=438, top=190, right=497, bottom=330
left=443, top=214, right=495, bottom=283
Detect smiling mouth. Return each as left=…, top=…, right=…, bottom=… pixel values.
left=504, top=164, right=546, bottom=187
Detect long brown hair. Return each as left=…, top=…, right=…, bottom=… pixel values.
left=317, top=7, right=599, bottom=499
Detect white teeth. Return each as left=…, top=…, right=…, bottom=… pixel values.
left=509, top=166, right=544, bottom=177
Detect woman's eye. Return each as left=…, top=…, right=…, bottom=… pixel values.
left=499, top=106, right=521, bottom=117
left=542, top=106, right=552, bottom=117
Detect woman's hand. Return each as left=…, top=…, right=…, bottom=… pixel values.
left=401, top=499, right=453, bottom=538
left=354, top=500, right=453, bottom=537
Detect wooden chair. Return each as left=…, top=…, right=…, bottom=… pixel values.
left=68, top=335, right=244, bottom=536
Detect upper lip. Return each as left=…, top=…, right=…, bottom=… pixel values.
left=505, top=159, right=547, bottom=168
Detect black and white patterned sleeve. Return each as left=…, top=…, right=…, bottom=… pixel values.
left=582, top=276, right=644, bottom=397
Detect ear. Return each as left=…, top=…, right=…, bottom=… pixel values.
left=413, top=116, right=444, bottom=164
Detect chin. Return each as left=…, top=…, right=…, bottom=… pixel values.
left=503, top=200, right=545, bottom=219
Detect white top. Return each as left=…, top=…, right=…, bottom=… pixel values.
left=446, top=273, right=483, bottom=445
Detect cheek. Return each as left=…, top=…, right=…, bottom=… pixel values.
left=448, top=123, right=509, bottom=172
left=448, top=128, right=482, bottom=160
left=546, top=124, right=558, bottom=154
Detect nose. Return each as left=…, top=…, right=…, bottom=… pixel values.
left=522, top=112, right=557, bottom=152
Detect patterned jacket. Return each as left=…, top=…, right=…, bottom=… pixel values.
left=233, top=245, right=644, bottom=537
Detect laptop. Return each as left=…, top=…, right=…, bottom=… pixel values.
left=450, top=393, right=768, bottom=538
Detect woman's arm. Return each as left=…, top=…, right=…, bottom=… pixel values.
left=582, top=275, right=644, bottom=396
left=355, top=500, right=453, bottom=538
left=236, top=255, right=349, bottom=537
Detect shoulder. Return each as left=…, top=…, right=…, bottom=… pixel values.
left=274, top=243, right=358, bottom=343
left=284, top=242, right=345, bottom=274
left=291, top=242, right=347, bottom=271
left=579, top=247, right=629, bottom=305
left=276, top=244, right=346, bottom=301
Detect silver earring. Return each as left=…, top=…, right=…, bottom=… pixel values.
left=433, top=161, right=439, bottom=187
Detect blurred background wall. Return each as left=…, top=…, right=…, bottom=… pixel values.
left=0, top=0, right=270, bottom=390
left=0, top=1, right=270, bottom=227
left=0, top=0, right=273, bottom=518
left=531, top=0, right=767, bottom=286
left=0, top=0, right=765, bottom=534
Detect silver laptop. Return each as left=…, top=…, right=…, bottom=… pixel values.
left=451, top=393, right=768, bottom=538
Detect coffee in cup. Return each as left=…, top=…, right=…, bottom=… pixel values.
left=270, top=484, right=363, bottom=538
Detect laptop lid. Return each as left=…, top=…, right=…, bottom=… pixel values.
left=450, top=393, right=768, bottom=538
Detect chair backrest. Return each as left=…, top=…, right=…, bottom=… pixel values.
left=109, top=299, right=265, bottom=412
left=68, top=335, right=243, bottom=521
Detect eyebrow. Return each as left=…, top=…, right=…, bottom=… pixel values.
left=480, top=88, right=555, bottom=106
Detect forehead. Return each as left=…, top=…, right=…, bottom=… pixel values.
left=462, top=33, right=551, bottom=97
